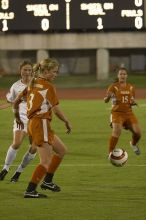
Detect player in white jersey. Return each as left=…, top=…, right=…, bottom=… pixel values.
left=0, top=60, right=36, bottom=182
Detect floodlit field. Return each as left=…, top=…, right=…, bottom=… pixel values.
left=0, top=99, right=146, bottom=220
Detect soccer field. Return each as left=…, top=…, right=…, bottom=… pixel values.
left=0, top=100, right=146, bottom=220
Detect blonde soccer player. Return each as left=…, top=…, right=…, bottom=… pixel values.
left=13, top=58, right=72, bottom=198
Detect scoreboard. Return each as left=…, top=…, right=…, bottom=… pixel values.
left=0, top=0, right=145, bottom=32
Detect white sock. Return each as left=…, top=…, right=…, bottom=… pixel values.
left=16, top=151, right=36, bottom=173
left=3, top=146, right=18, bottom=171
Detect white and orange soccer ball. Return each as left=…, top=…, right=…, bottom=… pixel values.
left=109, top=148, right=128, bottom=167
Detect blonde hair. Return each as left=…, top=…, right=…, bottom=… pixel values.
left=33, top=58, right=59, bottom=73
left=30, top=58, right=59, bottom=87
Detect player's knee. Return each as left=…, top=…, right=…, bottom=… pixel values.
left=11, top=143, right=21, bottom=149
left=62, top=147, right=68, bottom=156
left=58, top=147, right=68, bottom=158
left=29, top=146, right=37, bottom=154
left=112, top=129, right=121, bottom=137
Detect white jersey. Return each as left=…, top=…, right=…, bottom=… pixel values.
left=6, top=79, right=28, bottom=123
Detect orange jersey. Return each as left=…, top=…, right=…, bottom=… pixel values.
left=106, top=82, right=135, bottom=113
left=19, top=78, right=59, bottom=120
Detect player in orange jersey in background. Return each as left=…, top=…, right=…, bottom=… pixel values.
left=104, top=67, right=141, bottom=156
left=13, top=58, right=72, bottom=198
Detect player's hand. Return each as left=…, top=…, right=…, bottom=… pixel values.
left=130, top=101, right=138, bottom=107
left=104, top=93, right=113, bottom=103
left=16, top=118, right=24, bottom=130
left=104, top=96, right=110, bottom=103
left=65, top=121, right=72, bottom=134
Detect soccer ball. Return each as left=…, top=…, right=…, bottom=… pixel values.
left=109, top=148, right=128, bottom=167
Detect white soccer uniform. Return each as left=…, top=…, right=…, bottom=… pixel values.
left=6, top=80, right=28, bottom=132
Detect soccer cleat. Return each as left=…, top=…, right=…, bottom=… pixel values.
left=130, top=141, right=141, bottom=155
left=24, top=190, right=47, bottom=198
left=10, top=172, right=21, bottom=182
left=0, top=169, right=8, bottom=180
left=40, top=181, right=61, bottom=192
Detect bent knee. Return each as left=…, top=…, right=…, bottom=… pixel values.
left=57, top=147, right=68, bottom=158
left=112, top=130, right=121, bottom=137
left=11, top=143, right=21, bottom=150
left=63, top=147, right=68, bottom=156
left=29, top=146, right=37, bottom=154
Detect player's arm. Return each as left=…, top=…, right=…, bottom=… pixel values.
left=104, top=94, right=111, bottom=103
left=13, top=95, right=24, bottom=130
left=104, top=92, right=113, bottom=103
left=6, top=84, right=16, bottom=104
left=130, top=100, right=138, bottom=107
left=48, top=85, right=72, bottom=134
left=104, top=84, right=114, bottom=103
left=13, top=89, right=27, bottom=129
left=52, top=104, right=72, bottom=134
left=0, top=84, right=15, bottom=109
left=130, top=86, right=138, bottom=107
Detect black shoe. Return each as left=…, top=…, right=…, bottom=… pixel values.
left=24, top=190, right=47, bottom=198
left=10, top=172, right=21, bottom=182
left=0, top=169, right=8, bottom=181
left=41, top=181, right=61, bottom=192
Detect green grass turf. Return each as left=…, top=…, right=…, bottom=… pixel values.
left=0, top=100, right=146, bottom=220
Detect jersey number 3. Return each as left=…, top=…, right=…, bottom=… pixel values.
left=28, top=93, right=34, bottom=111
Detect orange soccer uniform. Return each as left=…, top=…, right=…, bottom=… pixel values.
left=107, top=82, right=138, bottom=127
left=18, top=77, right=64, bottom=194
left=106, top=82, right=139, bottom=153
left=19, top=77, right=59, bottom=146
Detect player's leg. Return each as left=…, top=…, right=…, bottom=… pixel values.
left=109, top=122, right=122, bottom=153
left=129, top=123, right=141, bottom=155
left=10, top=145, right=37, bottom=182
left=127, top=113, right=141, bottom=155
left=41, top=135, right=67, bottom=192
left=108, top=113, right=123, bottom=154
left=24, top=118, right=51, bottom=198
left=0, top=130, right=25, bottom=180
left=24, top=143, right=52, bottom=198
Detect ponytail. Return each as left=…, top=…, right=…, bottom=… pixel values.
left=29, top=63, right=40, bottom=87
left=29, top=58, right=59, bottom=87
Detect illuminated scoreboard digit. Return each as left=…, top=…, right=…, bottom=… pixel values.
left=0, top=0, right=145, bottom=32
left=0, top=0, right=66, bottom=32
left=70, top=0, right=144, bottom=30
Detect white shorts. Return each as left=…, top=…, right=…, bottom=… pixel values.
left=13, top=116, right=28, bottom=133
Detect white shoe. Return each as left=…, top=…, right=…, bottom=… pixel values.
left=130, top=141, right=140, bottom=155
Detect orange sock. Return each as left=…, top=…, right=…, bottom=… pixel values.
left=48, top=154, right=62, bottom=173
left=31, top=164, right=47, bottom=184
left=109, top=136, right=119, bottom=153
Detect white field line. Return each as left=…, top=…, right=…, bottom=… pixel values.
left=139, top=104, right=146, bottom=107
left=0, top=163, right=146, bottom=167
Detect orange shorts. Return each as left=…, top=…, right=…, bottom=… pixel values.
left=28, top=117, right=54, bottom=146
left=110, top=111, right=138, bottom=128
